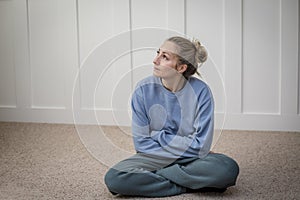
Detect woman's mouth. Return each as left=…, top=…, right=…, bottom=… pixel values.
left=154, top=66, right=160, bottom=71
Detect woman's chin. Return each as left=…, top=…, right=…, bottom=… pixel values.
left=153, top=71, right=162, bottom=77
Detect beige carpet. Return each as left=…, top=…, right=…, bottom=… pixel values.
left=0, top=122, right=299, bottom=200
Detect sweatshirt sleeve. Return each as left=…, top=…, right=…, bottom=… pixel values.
left=150, top=86, right=214, bottom=158
left=131, top=88, right=162, bottom=153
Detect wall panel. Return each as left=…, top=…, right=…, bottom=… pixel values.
left=77, top=0, right=131, bottom=125
left=242, top=0, right=280, bottom=114
left=78, top=0, right=114, bottom=110
left=280, top=0, right=299, bottom=115
left=0, top=0, right=16, bottom=107
left=224, top=0, right=243, bottom=114
left=28, top=0, right=77, bottom=108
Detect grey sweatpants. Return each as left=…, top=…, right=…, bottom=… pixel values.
left=104, top=153, right=239, bottom=197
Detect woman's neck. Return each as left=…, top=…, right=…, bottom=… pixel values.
left=161, top=76, right=187, bottom=93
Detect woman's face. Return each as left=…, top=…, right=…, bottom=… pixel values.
left=152, top=41, right=179, bottom=79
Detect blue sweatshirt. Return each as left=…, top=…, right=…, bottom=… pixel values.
left=131, top=75, right=214, bottom=159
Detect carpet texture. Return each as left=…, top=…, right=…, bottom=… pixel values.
left=0, top=122, right=299, bottom=200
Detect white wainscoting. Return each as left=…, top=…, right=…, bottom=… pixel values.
left=0, top=0, right=299, bottom=131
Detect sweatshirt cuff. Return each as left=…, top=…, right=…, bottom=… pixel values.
left=150, top=130, right=161, bottom=141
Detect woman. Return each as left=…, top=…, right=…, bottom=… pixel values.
left=104, top=36, right=239, bottom=197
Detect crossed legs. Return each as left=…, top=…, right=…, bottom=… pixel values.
left=104, top=153, right=239, bottom=197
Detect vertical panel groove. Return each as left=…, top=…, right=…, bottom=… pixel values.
left=75, top=0, right=82, bottom=108
left=279, top=0, right=282, bottom=114
left=241, top=0, right=244, bottom=113
left=129, top=0, right=133, bottom=92
left=166, top=0, right=169, bottom=31
left=26, top=0, right=33, bottom=107
left=12, top=56, right=17, bottom=107
left=222, top=0, right=226, bottom=76
left=221, top=0, right=226, bottom=115
left=12, top=1, right=18, bottom=108
left=183, top=0, right=186, bottom=35
left=298, top=0, right=300, bottom=115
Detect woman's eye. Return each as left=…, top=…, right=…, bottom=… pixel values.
left=156, top=50, right=169, bottom=60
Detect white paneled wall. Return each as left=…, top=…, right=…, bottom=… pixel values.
left=28, top=0, right=78, bottom=109
left=0, top=0, right=299, bottom=131
left=224, top=0, right=300, bottom=130
left=242, top=0, right=280, bottom=114
left=0, top=0, right=16, bottom=107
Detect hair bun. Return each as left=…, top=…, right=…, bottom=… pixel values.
left=192, top=39, right=208, bottom=66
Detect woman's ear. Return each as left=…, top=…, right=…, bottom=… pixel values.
left=177, top=64, right=187, bottom=74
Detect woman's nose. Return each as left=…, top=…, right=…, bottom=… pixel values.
left=153, top=55, right=160, bottom=65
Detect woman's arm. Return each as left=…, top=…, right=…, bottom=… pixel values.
left=131, top=88, right=179, bottom=158
left=131, top=89, right=161, bottom=152
left=150, top=86, right=214, bottom=158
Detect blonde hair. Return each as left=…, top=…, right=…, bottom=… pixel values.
left=166, top=36, right=208, bottom=79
